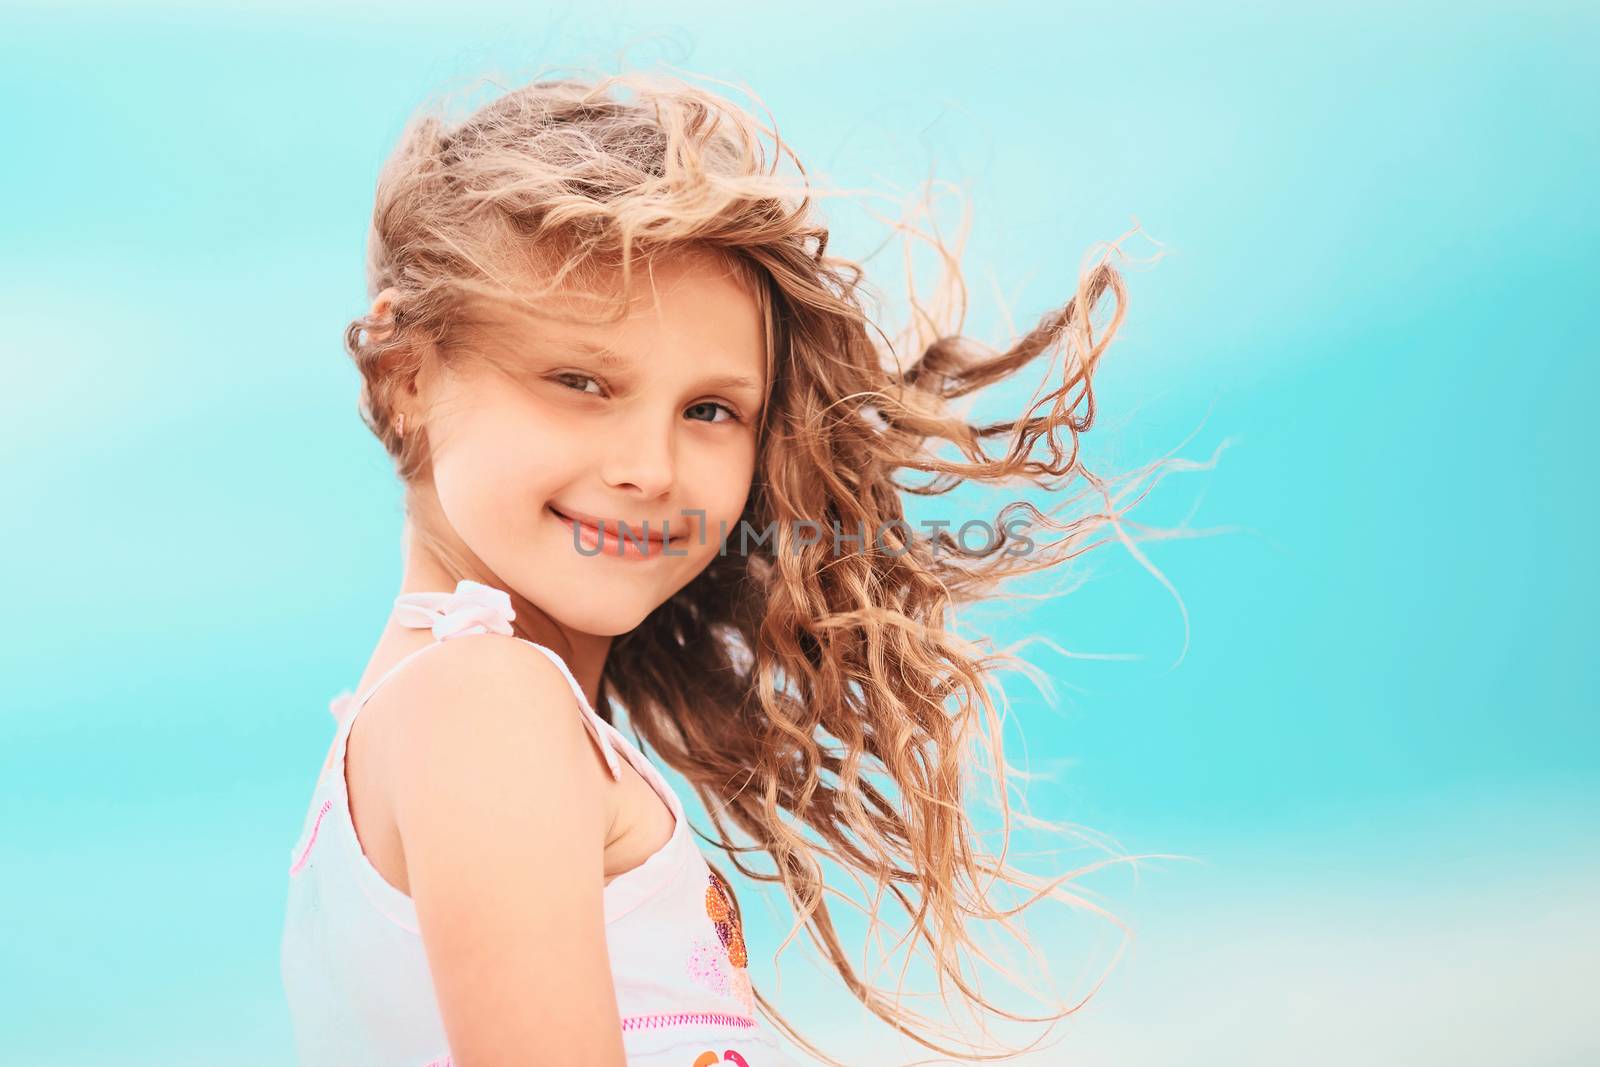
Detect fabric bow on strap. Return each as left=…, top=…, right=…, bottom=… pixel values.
left=327, top=691, right=356, bottom=722
left=392, top=579, right=517, bottom=641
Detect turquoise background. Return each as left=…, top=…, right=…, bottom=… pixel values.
left=2, top=2, right=1595, bottom=1063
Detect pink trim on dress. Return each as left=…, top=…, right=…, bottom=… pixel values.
left=619, top=1010, right=759, bottom=1032
left=288, top=798, right=334, bottom=875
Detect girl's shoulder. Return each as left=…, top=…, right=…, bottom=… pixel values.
left=352, top=631, right=623, bottom=789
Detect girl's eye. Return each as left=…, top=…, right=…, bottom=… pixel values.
left=552, top=373, right=738, bottom=423
left=553, top=372, right=604, bottom=397
left=685, top=400, right=740, bottom=424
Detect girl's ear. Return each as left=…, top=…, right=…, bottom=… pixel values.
left=393, top=355, right=430, bottom=437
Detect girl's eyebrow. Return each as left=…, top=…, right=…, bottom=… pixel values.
left=551, top=338, right=629, bottom=366
left=697, top=372, right=763, bottom=393
left=549, top=337, right=763, bottom=394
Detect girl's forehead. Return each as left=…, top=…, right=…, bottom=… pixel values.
left=496, top=260, right=766, bottom=358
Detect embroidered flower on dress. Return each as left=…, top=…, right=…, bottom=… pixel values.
left=690, top=1051, right=750, bottom=1067
left=727, top=968, right=754, bottom=1016
left=705, top=869, right=748, bottom=967
left=686, top=937, right=731, bottom=997
left=701, top=869, right=755, bottom=1014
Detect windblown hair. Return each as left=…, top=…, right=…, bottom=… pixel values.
left=345, top=68, right=1196, bottom=1064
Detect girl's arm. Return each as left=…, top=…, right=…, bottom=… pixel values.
left=373, top=635, right=627, bottom=1067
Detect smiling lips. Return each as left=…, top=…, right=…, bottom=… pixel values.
left=548, top=504, right=690, bottom=560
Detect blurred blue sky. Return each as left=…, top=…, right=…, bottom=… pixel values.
left=1, top=1, right=1595, bottom=1063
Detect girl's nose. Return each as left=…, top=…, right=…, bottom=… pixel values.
left=599, top=417, right=677, bottom=498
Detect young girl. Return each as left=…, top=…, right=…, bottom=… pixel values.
left=281, top=70, right=1160, bottom=1067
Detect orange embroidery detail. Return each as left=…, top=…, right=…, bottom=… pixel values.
left=691, top=1051, right=749, bottom=1067
left=705, top=869, right=748, bottom=968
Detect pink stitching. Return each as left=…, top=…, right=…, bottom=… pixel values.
left=619, top=1011, right=758, bottom=1032
left=421, top=1058, right=452, bottom=1067
left=289, top=799, right=334, bottom=875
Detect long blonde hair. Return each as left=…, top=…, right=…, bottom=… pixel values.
left=346, top=68, right=1198, bottom=1064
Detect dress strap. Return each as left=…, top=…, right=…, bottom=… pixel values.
left=517, top=642, right=625, bottom=781
left=366, top=577, right=623, bottom=780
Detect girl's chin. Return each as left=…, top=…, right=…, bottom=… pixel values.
left=541, top=599, right=655, bottom=639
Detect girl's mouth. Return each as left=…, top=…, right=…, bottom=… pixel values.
left=547, top=504, right=687, bottom=560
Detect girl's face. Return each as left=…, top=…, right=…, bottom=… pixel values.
left=416, top=251, right=767, bottom=637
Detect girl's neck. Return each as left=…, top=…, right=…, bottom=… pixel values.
left=396, top=527, right=613, bottom=710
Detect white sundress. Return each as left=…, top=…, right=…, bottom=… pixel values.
left=280, top=579, right=800, bottom=1067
